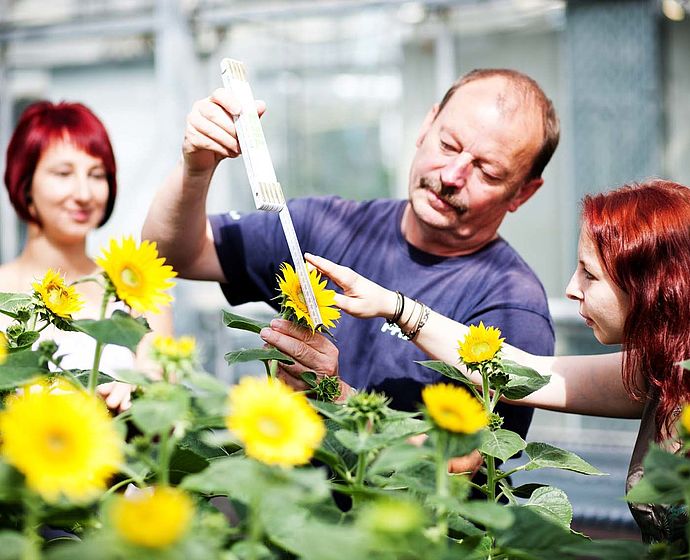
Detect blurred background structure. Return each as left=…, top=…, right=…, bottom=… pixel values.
left=2, top=0, right=689, bottom=536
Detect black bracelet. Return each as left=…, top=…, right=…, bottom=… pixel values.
left=387, top=291, right=405, bottom=324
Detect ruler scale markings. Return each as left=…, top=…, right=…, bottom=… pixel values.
left=221, top=58, right=323, bottom=328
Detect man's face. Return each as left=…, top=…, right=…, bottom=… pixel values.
left=407, top=77, right=544, bottom=247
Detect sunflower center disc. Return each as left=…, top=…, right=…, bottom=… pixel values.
left=46, top=430, right=68, bottom=454
left=120, top=267, right=140, bottom=288
left=258, top=416, right=283, bottom=438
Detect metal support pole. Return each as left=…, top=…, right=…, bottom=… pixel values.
left=0, top=44, right=18, bottom=262
left=433, top=8, right=457, bottom=100
left=154, top=0, right=198, bottom=166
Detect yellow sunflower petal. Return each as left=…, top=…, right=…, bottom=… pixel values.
left=110, top=486, right=194, bottom=549
left=96, top=236, right=177, bottom=314
left=457, top=322, right=505, bottom=365
left=32, top=268, right=84, bottom=318
left=0, top=332, right=7, bottom=364
left=0, top=379, right=123, bottom=502
left=226, top=377, right=325, bottom=467
left=152, top=334, right=196, bottom=360
left=277, top=262, right=341, bottom=331
left=681, top=405, right=690, bottom=433
left=422, top=383, right=488, bottom=434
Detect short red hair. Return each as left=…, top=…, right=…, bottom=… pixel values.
left=4, top=101, right=117, bottom=226
left=582, top=180, right=690, bottom=440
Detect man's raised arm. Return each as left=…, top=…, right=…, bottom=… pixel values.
left=142, top=88, right=265, bottom=282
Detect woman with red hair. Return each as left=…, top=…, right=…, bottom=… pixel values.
left=301, top=179, right=690, bottom=542
left=1, top=101, right=171, bottom=409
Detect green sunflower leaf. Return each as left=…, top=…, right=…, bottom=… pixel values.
left=222, top=310, right=269, bottom=334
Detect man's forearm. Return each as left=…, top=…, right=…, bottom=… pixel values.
left=142, top=161, right=224, bottom=281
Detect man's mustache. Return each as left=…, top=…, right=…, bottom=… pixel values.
left=418, top=177, right=468, bottom=216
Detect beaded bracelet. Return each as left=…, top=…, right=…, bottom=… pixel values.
left=405, top=304, right=430, bottom=340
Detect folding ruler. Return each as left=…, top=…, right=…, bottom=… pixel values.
left=220, top=58, right=323, bottom=328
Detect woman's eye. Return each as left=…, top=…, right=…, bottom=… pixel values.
left=583, top=269, right=595, bottom=280
left=440, top=140, right=455, bottom=152
left=53, top=170, right=71, bottom=177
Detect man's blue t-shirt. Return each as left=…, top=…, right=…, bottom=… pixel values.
left=210, top=197, right=554, bottom=440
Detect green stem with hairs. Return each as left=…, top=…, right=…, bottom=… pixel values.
left=87, top=290, right=110, bottom=393
left=22, top=494, right=41, bottom=560
left=158, top=429, right=172, bottom=486
left=247, top=496, right=264, bottom=560
left=481, top=367, right=497, bottom=503
left=269, top=359, right=278, bottom=379
left=434, top=430, right=449, bottom=540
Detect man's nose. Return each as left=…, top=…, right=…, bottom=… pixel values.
left=440, top=152, right=473, bottom=186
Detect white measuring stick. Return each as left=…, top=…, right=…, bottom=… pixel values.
left=220, top=58, right=323, bottom=328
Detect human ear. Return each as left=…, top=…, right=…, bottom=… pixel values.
left=507, top=177, right=543, bottom=213
left=415, top=103, right=440, bottom=148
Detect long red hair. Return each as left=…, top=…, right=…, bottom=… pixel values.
left=582, top=180, right=690, bottom=440
left=4, top=101, right=117, bottom=227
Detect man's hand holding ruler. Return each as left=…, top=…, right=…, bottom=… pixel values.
left=220, top=58, right=323, bottom=329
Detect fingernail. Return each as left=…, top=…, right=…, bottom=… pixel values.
left=260, top=328, right=273, bottom=341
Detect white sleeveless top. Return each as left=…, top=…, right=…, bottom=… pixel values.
left=43, top=324, right=136, bottom=376
left=2, top=300, right=136, bottom=376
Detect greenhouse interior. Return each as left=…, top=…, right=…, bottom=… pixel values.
left=1, top=0, right=690, bottom=556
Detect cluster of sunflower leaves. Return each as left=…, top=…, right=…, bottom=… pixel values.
left=0, top=290, right=687, bottom=560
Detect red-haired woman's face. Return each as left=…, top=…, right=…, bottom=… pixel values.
left=29, top=139, right=109, bottom=243
left=565, top=229, right=630, bottom=345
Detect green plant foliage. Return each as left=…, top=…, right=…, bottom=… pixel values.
left=523, top=442, right=605, bottom=475
left=0, top=350, right=48, bottom=389
left=2, top=277, right=686, bottom=559
left=222, top=310, right=269, bottom=333
left=225, top=347, right=294, bottom=365
left=479, top=428, right=526, bottom=462
left=73, top=310, right=150, bottom=351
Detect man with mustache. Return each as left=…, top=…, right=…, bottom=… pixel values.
left=143, top=68, right=559, bottom=473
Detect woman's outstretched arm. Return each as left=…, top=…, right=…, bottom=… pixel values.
left=306, top=254, right=643, bottom=419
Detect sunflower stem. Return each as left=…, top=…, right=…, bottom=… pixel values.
left=247, top=496, right=264, bottom=560
left=158, top=429, right=171, bottom=486
left=69, top=275, right=103, bottom=287
left=22, top=493, right=41, bottom=560
left=103, top=477, right=136, bottom=497
left=354, top=451, right=367, bottom=490
left=268, top=359, right=278, bottom=379
left=481, top=368, right=497, bottom=503
left=87, top=290, right=110, bottom=394
left=161, top=364, right=171, bottom=384
left=60, top=369, right=82, bottom=388
left=353, top=419, right=369, bottom=491
left=434, top=430, right=449, bottom=538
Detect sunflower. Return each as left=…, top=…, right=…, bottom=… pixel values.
left=226, top=376, right=325, bottom=467
left=0, top=379, right=123, bottom=502
left=0, top=332, right=7, bottom=364
left=681, top=405, right=690, bottom=434
left=457, top=322, right=505, bottom=365
left=32, top=268, right=84, bottom=318
left=151, top=334, right=196, bottom=361
left=110, top=486, right=194, bottom=549
left=96, top=236, right=177, bottom=314
left=422, top=383, right=488, bottom=434
left=358, top=498, right=426, bottom=535
left=277, top=262, right=340, bottom=331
